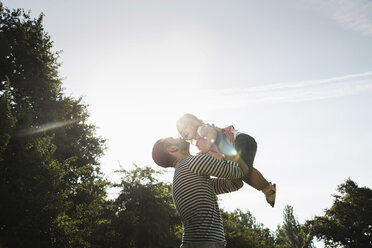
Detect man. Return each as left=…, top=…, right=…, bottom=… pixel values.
left=152, top=137, right=249, bottom=248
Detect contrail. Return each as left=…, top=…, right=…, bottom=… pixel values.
left=199, top=71, right=372, bottom=107
left=328, top=0, right=372, bottom=37
left=123, top=71, right=372, bottom=111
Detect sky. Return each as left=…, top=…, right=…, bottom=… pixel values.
left=3, top=0, right=372, bottom=238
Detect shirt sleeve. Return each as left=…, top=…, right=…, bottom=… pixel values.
left=209, top=178, right=240, bottom=195
left=188, top=154, right=244, bottom=179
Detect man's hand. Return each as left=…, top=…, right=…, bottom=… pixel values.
left=224, top=153, right=249, bottom=176
left=208, top=152, right=249, bottom=177
left=230, top=178, right=243, bottom=189
left=207, top=151, right=225, bottom=160
left=224, top=154, right=239, bottom=162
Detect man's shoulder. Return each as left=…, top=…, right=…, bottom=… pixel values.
left=187, top=154, right=213, bottom=169
left=177, top=154, right=204, bottom=163
left=176, top=155, right=197, bottom=166
left=190, top=153, right=210, bottom=161
left=175, top=154, right=208, bottom=167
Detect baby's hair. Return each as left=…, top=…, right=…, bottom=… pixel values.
left=176, top=113, right=204, bottom=131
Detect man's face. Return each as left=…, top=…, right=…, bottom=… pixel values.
left=166, top=137, right=190, bottom=152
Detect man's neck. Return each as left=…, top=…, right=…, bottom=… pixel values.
left=173, top=152, right=190, bottom=167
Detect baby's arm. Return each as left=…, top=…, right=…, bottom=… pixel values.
left=198, top=125, right=217, bottom=153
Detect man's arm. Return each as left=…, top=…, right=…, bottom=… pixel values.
left=188, top=154, right=249, bottom=179
left=209, top=178, right=243, bottom=195
left=230, top=178, right=244, bottom=188
left=225, top=154, right=249, bottom=176
left=207, top=151, right=249, bottom=176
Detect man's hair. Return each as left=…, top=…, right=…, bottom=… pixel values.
left=152, top=139, right=176, bottom=168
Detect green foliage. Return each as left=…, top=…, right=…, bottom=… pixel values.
left=0, top=77, right=17, bottom=162
left=221, top=209, right=277, bottom=248
left=110, top=166, right=182, bottom=248
left=0, top=4, right=109, bottom=247
left=276, top=205, right=314, bottom=248
left=3, top=3, right=372, bottom=248
left=305, top=179, right=372, bottom=248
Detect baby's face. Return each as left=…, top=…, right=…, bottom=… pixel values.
left=178, top=123, right=197, bottom=140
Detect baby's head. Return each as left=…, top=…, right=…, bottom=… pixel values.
left=176, top=113, right=204, bottom=140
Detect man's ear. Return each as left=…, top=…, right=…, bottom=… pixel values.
left=167, top=145, right=178, bottom=153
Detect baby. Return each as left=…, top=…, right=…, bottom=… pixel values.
left=177, top=113, right=276, bottom=207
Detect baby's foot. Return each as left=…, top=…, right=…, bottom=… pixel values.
left=262, top=183, right=276, bottom=208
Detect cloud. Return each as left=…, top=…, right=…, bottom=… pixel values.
left=117, top=71, right=372, bottom=111
left=327, top=0, right=372, bottom=36
left=199, top=71, right=372, bottom=108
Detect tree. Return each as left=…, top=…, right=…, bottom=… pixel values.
left=111, top=166, right=181, bottom=248
left=305, top=179, right=372, bottom=248
left=0, top=4, right=110, bottom=247
left=221, top=209, right=278, bottom=248
left=0, top=77, right=16, bottom=162
left=276, top=205, right=314, bottom=248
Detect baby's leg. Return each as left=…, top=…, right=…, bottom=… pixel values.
left=243, top=167, right=269, bottom=191
left=234, top=134, right=265, bottom=188
left=235, top=134, right=276, bottom=207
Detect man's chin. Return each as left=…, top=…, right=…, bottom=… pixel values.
left=179, top=139, right=190, bottom=150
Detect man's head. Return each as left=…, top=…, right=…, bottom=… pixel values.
left=152, top=137, right=190, bottom=168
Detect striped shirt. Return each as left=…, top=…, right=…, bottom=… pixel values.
left=172, top=154, right=244, bottom=244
